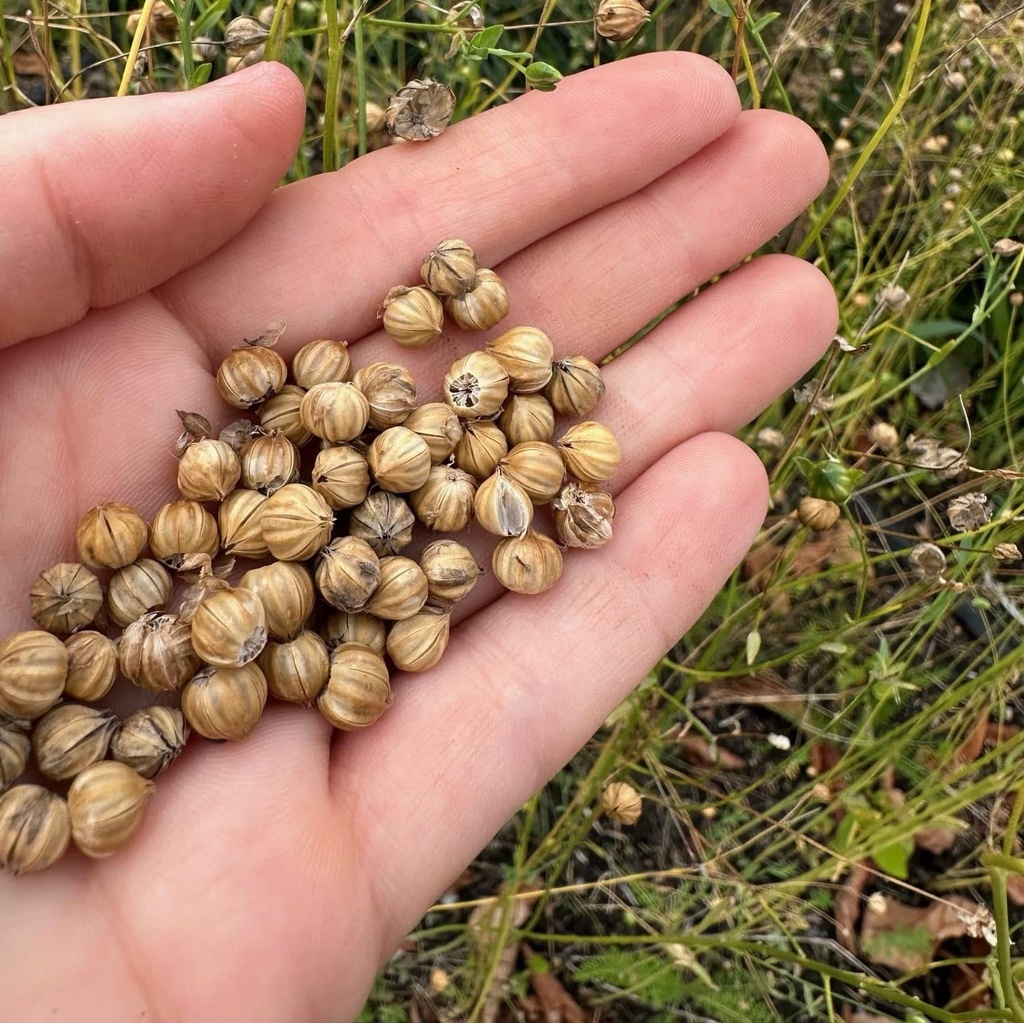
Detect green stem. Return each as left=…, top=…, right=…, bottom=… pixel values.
left=322, top=0, right=342, bottom=172
left=353, top=9, right=366, bottom=157
left=982, top=854, right=1024, bottom=1022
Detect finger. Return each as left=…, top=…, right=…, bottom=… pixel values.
left=157, top=52, right=742, bottom=348
left=333, top=432, right=768, bottom=949
left=0, top=62, right=305, bottom=351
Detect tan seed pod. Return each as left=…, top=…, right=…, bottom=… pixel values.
left=259, top=631, right=330, bottom=706
left=0, top=631, right=67, bottom=719
left=492, top=529, right=563, bottom=594
left=381, top=286, right=445, bottom=348
left=367, top=427, right=432, bottom=493
left=238, top=561, right=316, bottom=641
left=601, top=781, right=642, bottom=824
left=384, top=78, right=455, bottom=142
left=365, top=557, right=429, bottom=621
left=410, top=465, right=477, bottom=533
left=218, top=490, right=270, bottom=560
left=419, top=539, right=481, bottom=605
left=119, top=613, right=201, bottom=692
left=75, top=503, right=149, bottom=570
left=110, top=706, right=189, bottom=779
left=316, top=537, right=381, bottom=612
left=594, top=0, right=649, bottom=40
left=500, top=441, right=565, bottom=504
left=444, top=351, right=509, bottom=418
left=149, top=500, right=219, bottom=569
left=0, top=785, right=70, bottom=874
left=485, top=326, right=554, bottom=394
left=29, top=563, right=103, bottom=635
left=318, top=644, right=391, bottom=730
left=300, top=381, right=371, bottom=443
left=107, top=559, right=173, bottom=628
left=216, top=330, right=288, bottom=408
left=258, top=385, right=313, bottom=447
left=312, top=444, right=371, bottom=509
left=545, top=356, right=606, bottom=417
left=474, top=471, right=534, bottom=537
left=353, top=361, right=418, bottom=429
left=182, top=663, right=268, bottom=741
left=455, top=419, right=508, bottom=480
left=261, top=484, right=335, bottom=561
left=556, top=421, right=622, bottom=483
left=421, top=238, right=479, bottom=297
left=403, top=402, right=463, bottom=462
left=553, top=482, right=614, bottom=549
left=292, top=339, right=352, bottom=389
left=349, top=492, right=415, bottom=557
left=67, top=761, right=153, bottom=858
left=63, top=631, right=118, bottom=702
left=322, top=611, right=388, bottom=657
left=0, top=722, right=30, bottom=792
left=219, top=419, right=260, bottom=455
left=445, top=268, right=509, bottom=332
left=797, top=496, right=841, bottom=531
left=868, top=421, right=900, bottom=452
left=499, top=393, right=556, bottom=447
left=177, top=438, right=241, bottom=502
left=240, top=430, right=301, bottom=495
left=224, top=13, right=270, bottom=55
left=386, top=608, right=451, bottom=672
left=32, top=703, right=118, bottom=781
left=191, top=588, right=268, bottom=669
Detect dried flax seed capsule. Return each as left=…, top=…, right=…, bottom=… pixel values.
left=0, top=785, right=70, bottom=874
left=29, top=563, right=103, bottom=635
left=420, top=238, right=478, bottom=297
left=216, top=325, right=288, bottom=408
left=312, top=445, right=370, bottom=510
left=177, top=434, right=241, bottom=502
left=238, top=562, right=316, bottom=642
left=410, top=466, right=476, bottom=533
left=32, top=704, right=118, bottom=781
left=365, top=557, right=429, bottom=621
left=107, top=559, right=173, bottom=628
left=601, top=781, right=642, bottom=824
left=455, top=419, right=507, bottom=480
left=352, top=362, right=418, bottom=429
left=182, top=663, right=268, bottom=742
left=75, top=503, right=149, bottom=570
left=68, top=761, right=153, bottom=858
left=119, top=613, right=201, bottom=692
left=292, top=339, right=352, bottom=389
left=259, top=631, right=330, bottom=706
left=492, top=529, right=563, bottom=594
left=239, top=431, right=301, bottom=495
left=316, top=537, right=381, bottom=613
left=556, top=421, right=621, bottom=484
left=545, top=356, right=605, bottom=417
left=445, top=269, right=510, bottom=332
left=149, top=501, right=219, bottom=568
left=348, top=492, right=415, bottom=557
left=259, top=385, right=313, bottom=447
left=499, top=441, right=565, bottom=504
left=594, top=0, right=649, bottom=41
left=386, top=608, right=450, bottom=672
left=485, top=326, right=553, bottom=393
left=419, top=540, right=481, bottom=606
left=300, top=382, right=370, bottom=443
left=63, top=631, right=119, bottom=702
left=318, top=644, right=391, bottom=730
left=499, top=393, right=555, bottom=446
left=110, top=707, right=189, bottom=779
left=321, top=611, right=387, bottom=657
left=367, top=427, right=432, bottom=493
left=261, top=484, right=334, bottom=561
left=553, top=483, right=615, bottom=549
left=381, top=285, right=444, bottom=348
left=0, top=631, right=67, bottom=719
left=444, top=351, right=509, bottom=418
left=190, top=586, right=268, bottom=669
left=403, top=403, right=463, bottom=462
left=0, top=722, right=30, bottom=793
left=218, top=490, right=270, bottom=560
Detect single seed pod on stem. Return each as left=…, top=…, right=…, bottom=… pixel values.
left=499, top=393, right=555, bottom=446
left=224, top=13, right=270, bottom=55
left=601, top=781, right=642, bottom=824
left=259, top=631, right=330, bottom=706
left=75, top=503, right=149, bottom=570
left=316, top=537, right=381, bottom=612
left=119, top=613, right=201, bottom=692
left=292, top=339, right=352, bottom=389
left=0, top=785, right=70, bottom=874
left=797, top=496, right=841, bottom=531
left=216, top=323, right=288, bottom=408
left=385, top=78, right=456, bottom=141
left=318, top=644, right=391, bottom=730
left=556, top=421, right=622, bottom=484
left=0, top=631, right=67, bottom=719
left=0, top=722, right=30, bottom=793
left=421, top=238, right=478, bottom=297
left=455, top=419, right=508, bottom=479
left=349, top=492, right=415, bottom=557
left=312, top=444, right=371, bottom=510
left=322, top=611, right=388, bottom=656
left=444, top=351, right=509, bottom=418
left=445, top=268, right=509, bottom=331
left=29, top=563, right=103, bottom=635
left=218, top=490, right=270, bottom=560
left=387, top=608, right=450, bottom=672
left=485, top=326, right=554, bottom=393
left=149, top=500, right=219, bottom=568
left=365, top=557, right=429, bottom=621
left=500, top=441, right=565, bottom=504
left=110, top=706, right=189, bottom=779
left=474, top=471, right=534, bottom=537
left=107, top=559, right=173, bottom=628
left=553, top=482, right=615, bottom=549
left=410, top=466, right=477, bottom=533
left=32, top=704, right=118, bottom=781
left=419, top=539, right=481, bottom=605
left=261, top=484, right=335, bottom=561
left=367, top=427, right=432, bottom=492
left=492, top=529, right=563, bottom=594
left=182, top=663, right=268, bottom=742
left=240, top=430, right=301, bottom=495
left=404, top=402, right=463, bottom=462
left=300, top=381, right=371, bottom=443
left=594, top=0, right=649, bottom=40
left=258, top=385, right=313, bottom=448
left=238, top=561, right=316, bottom=641
left=353, top=361, right=418, bottom=429
left=67, top=761, right=154, bottom=858
left=381, top=286, right=445, bottom=348
left=544, top=356, right=605, bottom=417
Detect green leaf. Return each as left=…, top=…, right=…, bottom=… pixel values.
left=189, top=62, right=213, bottom=88
left=463, top=23, right=503, bottom=57
left=524, top=61, right=563, bottom=91
left=193, top=0, right=233, bottom=37
left=707, top=0, right=734, bottom=16
left=873, top=836, right=914, bottom=880
left=751, top=10, right=780, bottom=31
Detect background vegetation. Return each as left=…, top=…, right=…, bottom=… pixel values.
left=3, top=0, right=1024, bottom=1019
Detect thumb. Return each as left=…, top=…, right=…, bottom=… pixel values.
left=0, top=62, right=305, bottom=350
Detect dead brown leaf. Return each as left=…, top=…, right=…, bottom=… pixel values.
left=12, top=50, right=47, bottom=76
left=985, top=721, right=1021, bottom=747
left=954, top=704, right=991, bottom=765
left=522, top=945, right=589, bottom=1023
left=914, top=825, right=961, bottom=855
left=678, top=734, right=747, bottom=771
left=860, top=894, right=980, bottom=972
left=1005, top=873, right=1024, bottom=906
left=835, top=862, right=871, bottom=953
left=700, top=672, right=807, bottom=727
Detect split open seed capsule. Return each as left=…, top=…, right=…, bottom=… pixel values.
left=182, top=663, right=268, bottom=742
left=68, top=761, right=154, bottom=858
left=318, top=643, right=391, bottom=730
left=0, top=631, right=68, bottom=720
left=110, top=706, right=189, bottom=779
left=353, top=362, right=418, bottom=430
left=119, top=613, right=201, bottom=692
left=29, top=562, right=103, bottom=635
left=107, top=559, right=173, bottom=628
left=444, top=351, right=509, bottom=419
left=474, top=471, right=534, bottom=537
left=553, top=482, right=615, bottom=549
left=0, top=785, right=70, bottom=874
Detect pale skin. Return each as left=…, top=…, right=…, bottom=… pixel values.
left=0, top=54, right=837, bottom=1020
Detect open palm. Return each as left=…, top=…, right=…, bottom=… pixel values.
left=0, top=55, right=836, bottom=1021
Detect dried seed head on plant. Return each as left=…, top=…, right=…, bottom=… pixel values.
left=445, top=269, right=510, bottom=331
left=948, top=492, right=991, bottom=531
left=908, top=542, right=947, bottom=583
left=993, top=543, right=1021, bottom=563
left=381, top=286, right=445, bottom=348
left=797, top=496, right=841, bottom=532
left=29, top=563, right=103, bottom=635
left=385, top=79, right=456, bottom=141
left=868, top=422, right=900, bottom=452
left=224, top=15, right=270, bottom=57
left=601, top=781, right=642, bottom=824
left=594, top=0, right=650, bottom=40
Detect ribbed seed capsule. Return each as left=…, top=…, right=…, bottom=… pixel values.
left=404, top=403, right=463, bottom=462
left=107, top=559, right=173, bottom=628
left=216, top=335, right=288, bottom=409
left=349, top=492, right=415, bottom=556
left=110, top=707, right=189, bottom=779
left=419, top=539, right=481, bottom=605
left=32, top=704, right=118, bottom=781
left=259, top=631, right=330, bottom=706
left=321, top=611, right=388, bottom=657
left=556, top=421, right=622, bottom=483
left=239, top=562, right=316, bottom=641
left=0, top=722, right=30, bottom=792
left=119, top=613, right=201, bottom=692
left=381, top=285, right=444, bottom=348
left=318, top=644, right=391, bottom=729
left=300, top=382, right=370, bottom=443
left=553, top=482, right=615, bottom=549
left=149, top=500, right=219, bottom=568
left=0, top=785, right=70, bottom=874
left=474, top=471, right=534, bottom=537
left=218, top=490, right=270, bottom=559
left=261, top=484, right=334, bottom=561
left=75, top=503, right=149, bottom=570
left=500, top=441, right=565, bottom=504
left=594, top=0, right=650, bottom=40
left=455, top=419, right=508, bottom=480
left=191, top=587, right=268, bottom=669
left=292, top=339, right=352, bottom=388
left=182, top=663, right=268, bottom=741
left=499, top=393, right=556, bottom=446
left=0, top=631, right=67, bottom=719
left=387, top=609, right=451, bottom=672
left=420, top=238, right=478, bottom=296
left=68, top=761, right=153, bottom=858
left=312, top=445, right=370, bottom=509
left=29, top=562, right=103, bottom=635
left=365, top=557, right=429, bottom=621
left=259, top=385, right=313, bottom=447
left=177, top=438, right=241, bottom=502
left=410, top=467, right=476, bottom=533
left=444, top=351, right=509, bottom=418
left=367, top=427, right=432, bottom=492
left=63, top=631, right=118, bottom=701
left=316, top=537, right=381, bottom=612
left=486, top=326, right=554, bottom=393
left=445, top=268, right=510, bottom=331
left=353, top=362, right=418, bottom=430
left=240, top=431, right=301, bottom=495
left=545, top=356, right=606, bottom=417
left=492, top=529, right=563, bottom=594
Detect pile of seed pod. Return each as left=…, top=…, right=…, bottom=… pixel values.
left=0, top=238, right=620, bottom=876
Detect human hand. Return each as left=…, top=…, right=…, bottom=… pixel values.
left=0, top=54, right=836, bottom=1021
